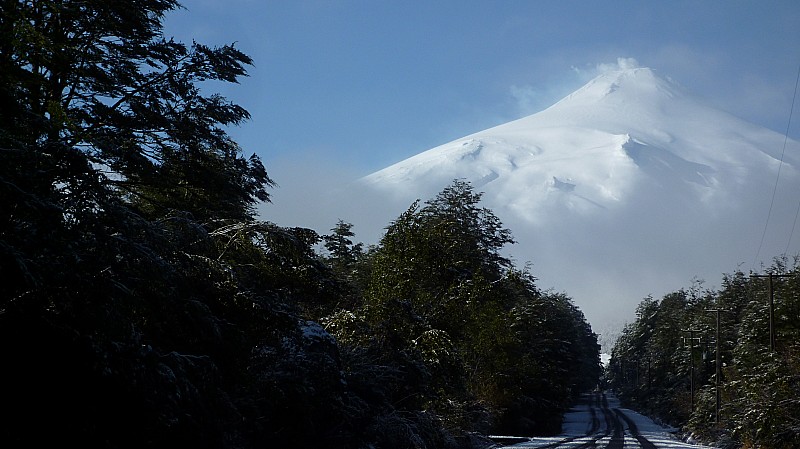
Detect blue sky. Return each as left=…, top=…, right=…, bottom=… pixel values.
left=164, top=1, right=800, bottom=177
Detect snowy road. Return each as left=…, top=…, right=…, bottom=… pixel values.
left=492, top=392, right=715, bottom=449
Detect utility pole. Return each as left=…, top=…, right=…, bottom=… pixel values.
left=751, top=273, right=793, bottom=352
left=706, top=309, right=723, bottom=424
left=682, top=329, right=702, bottom=412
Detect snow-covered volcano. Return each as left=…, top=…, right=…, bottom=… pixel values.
left=363, top=67, right=798, bottom=223
left=360, top=66, right=800, bottom=334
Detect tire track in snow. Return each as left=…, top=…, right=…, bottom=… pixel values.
left=614, top=408, right=657, bottom=449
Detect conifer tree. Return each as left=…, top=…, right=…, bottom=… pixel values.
left=0, top=2, right=348, bottom=448
left=608, top=258, right=800, bottom=449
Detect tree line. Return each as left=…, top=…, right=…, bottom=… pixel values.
left=607, top=257, right=800, bottom=449
left=0, top=2, right=600, bottom=448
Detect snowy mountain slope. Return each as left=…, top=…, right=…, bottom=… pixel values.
left=362, top=67, right=798, bottom=224
left=358, top=66, right=800, bottom=330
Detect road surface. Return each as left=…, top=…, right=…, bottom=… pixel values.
left=491, top=392, right=715, bottom=449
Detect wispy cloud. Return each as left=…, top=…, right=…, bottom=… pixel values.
left=569, top=57, right=643, bottom=81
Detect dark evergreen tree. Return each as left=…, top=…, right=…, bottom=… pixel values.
left=323, top=220, right=364, bottom=268
left=0, top=2, right=346, bottom=448
left=0, top=0, right=272, bottom=221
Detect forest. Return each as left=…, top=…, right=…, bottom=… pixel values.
left=607, top=258, right=800, bottom=449
left=0, top=2, right=601, bottom=448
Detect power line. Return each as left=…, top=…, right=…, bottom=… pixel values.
left=753, top=60, right=800, bottom=269
left=783, top=61, right=800, bottom=257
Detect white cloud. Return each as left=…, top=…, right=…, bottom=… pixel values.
left=597, top=57, right=641, bottom=72
left=570, top=57, right=643, bottom=82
